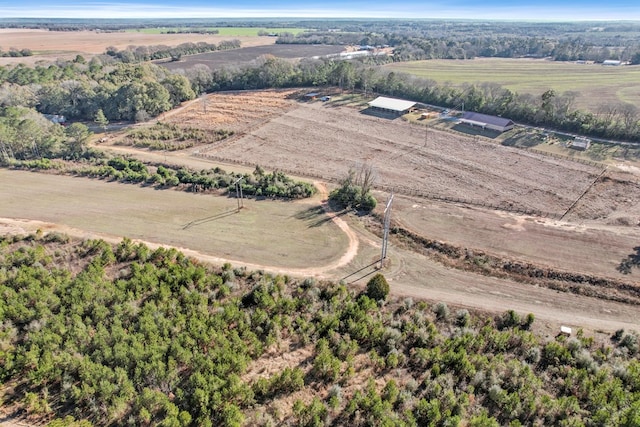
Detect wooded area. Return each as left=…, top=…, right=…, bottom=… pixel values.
left=2, top=234, right=640, bottom=426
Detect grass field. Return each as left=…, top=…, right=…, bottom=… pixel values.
left=385, top=58, right=640, bottom=111
left=127, top=27, right=307, bottom=36
left=0, top=170, right=349, bottom=270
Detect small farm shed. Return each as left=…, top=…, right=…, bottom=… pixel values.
left=368, top=97, right=417, bottom=115
left=571, top=137, right=591, bottom=151
left=304, top=92, right=320, bottom=100
left=459, top=112, right=515, bottom=133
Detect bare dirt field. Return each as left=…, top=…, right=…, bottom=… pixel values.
left=0, top=28, right=273, bottom=65
left=133, top=90, right=640, bottom=283
left=175, top=92, right=605, bottom=217
left=157, top=44, right=347, bottom=71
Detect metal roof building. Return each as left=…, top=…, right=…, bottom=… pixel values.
left=459, top=112, right=515, bottom=133
left=367, top=97, right=417, bottom=115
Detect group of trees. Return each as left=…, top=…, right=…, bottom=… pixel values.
left=105, top=40, right=240, bottom=63
left=276, top=20, right=640, bottom=64
left=2, top=234, right=640, bottom=426
left=329, top=164, right=377, bottom=212
left=11, top=151, right=316, bottom=199
left=0, top=48, right=33, bottom=58
left=0, top=106, right=94, bottom=161
left=0, top=58, right=196, bottom=124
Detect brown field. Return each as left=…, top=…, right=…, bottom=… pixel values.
left=175, top=91, right=605, bottom=216
left=0, top=28, right=274, bottom=65
left=157, top=91, right=640, bottom=280
left=5, top=89, right=640, bottom=334
left=157, top=44, right=347, bottom=71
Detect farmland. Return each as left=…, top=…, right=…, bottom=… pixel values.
left=40, top=88, right=632, bottom=333
left=0, top=28, right=275, bottom=65
left=3, top=24, right=640, bottom=423
left=126, top=27, right=308, bottom=36
left=385, top=58, right=640, bottom=112
left=156, top=44, right=347, bottom=71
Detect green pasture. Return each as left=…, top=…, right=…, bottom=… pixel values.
left=127, top=27, right=307, bottom=36
left=385, top=58, right=640, bottom=111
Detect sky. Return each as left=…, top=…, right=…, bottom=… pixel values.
left=1, top=0, right=639, bottom=21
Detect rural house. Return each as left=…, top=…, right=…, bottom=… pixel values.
left=459, top=112, right=515, bottom=133
left=367, top=96, right=417, bottom=115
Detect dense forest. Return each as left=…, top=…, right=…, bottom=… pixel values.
left=1, top=234, right=640, bottom=426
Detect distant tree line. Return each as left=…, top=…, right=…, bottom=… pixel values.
left=105, top=40, right=240, bottom=63
left=279, top=31, right=640, bottom=64
left=0, top=48, right=33, bottom=58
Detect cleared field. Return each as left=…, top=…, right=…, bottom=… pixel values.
left=7, top=88, right=640, bottom=332
left=157, top=44, right=346, bottom=71
left=127, top=27, right=307, bottom=36
left=385, top=58, right=640, bottom=112
left=154, top=90, right=640, bottom=282
left=0, top=28, right=273, bottom=65
left=191, top=98, right=602, bottom=216
left=0, top=169, right=349, bottom=270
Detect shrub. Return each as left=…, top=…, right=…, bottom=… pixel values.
left=433, top=302, right=450, bottom=321
left=455, top=309, right=470, bottom=327
left=366, top=273, right=390, bottom=302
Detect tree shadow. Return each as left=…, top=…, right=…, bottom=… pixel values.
left=617, top=246, right=640, bottom=274
left=293, top=205, right=347, bottom=228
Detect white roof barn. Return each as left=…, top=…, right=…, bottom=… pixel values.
left=367, top=97, right=417, bottom=115
left=459, top=112, right=515, bottom=133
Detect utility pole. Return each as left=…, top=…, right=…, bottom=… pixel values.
left=380, top=192, right=394, bottom=267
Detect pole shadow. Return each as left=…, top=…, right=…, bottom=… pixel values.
left=182, top=209, right=238, bottom=230
left=340, top=260, right=380, bottom=283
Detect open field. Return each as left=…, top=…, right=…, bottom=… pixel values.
left=157, top=44, right=347, bottom=71
left=0, top=169, right=350, bottom=271
left=178, top=92, right=604, bottom=217
left=3, top=172, right=640, bottom=335
left=151, top=90, right=640, bottom=282
left=127, top=27, right=307, bottom=36
left=384, top=58, right=640, bottom=112
left=0, top=28, right=274, bottom=65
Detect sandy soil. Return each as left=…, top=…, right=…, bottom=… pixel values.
left=0, top=29, right=273, bottom=65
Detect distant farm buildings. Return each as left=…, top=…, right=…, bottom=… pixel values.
left=367, top=96, right=417, bottom=116
left=459, top=112, right=515, bottom=133
left=602, top=60, right=622, bottom=66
